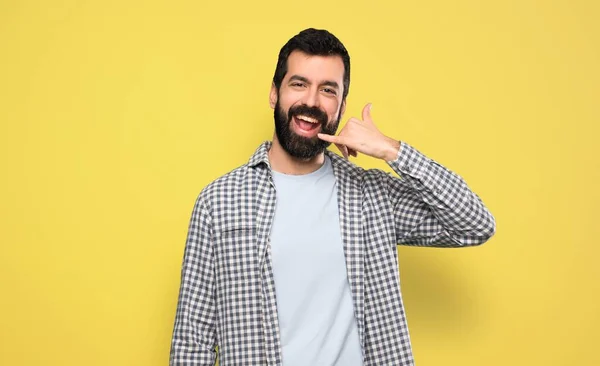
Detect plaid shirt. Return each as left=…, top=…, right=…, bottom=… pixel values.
left=170, top=140, right=496, bottom=366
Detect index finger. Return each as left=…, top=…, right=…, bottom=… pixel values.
left=317, top=133, right=346, bottom=145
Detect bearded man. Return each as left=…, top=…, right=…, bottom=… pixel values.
left=170, top=28, right=496, bottom=366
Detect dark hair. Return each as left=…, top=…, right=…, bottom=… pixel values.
left=273, top=28, right=351, bottom=100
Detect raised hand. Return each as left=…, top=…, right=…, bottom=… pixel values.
left=318, top=103, right=400, bottom=161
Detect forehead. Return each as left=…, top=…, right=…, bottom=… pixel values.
left=284, top=50, right=344, bottom=83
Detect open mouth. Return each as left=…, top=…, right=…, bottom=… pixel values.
left=293, top=114, right=321, bottom=135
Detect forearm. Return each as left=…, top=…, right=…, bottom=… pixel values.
left=170, top=324, right=217, bottom=365
left=387, top=141, right=496, bottom=246
left=170, top=197, right=218, bottom=365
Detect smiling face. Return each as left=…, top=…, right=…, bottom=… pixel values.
left=270, top=50, right=347, bottom=159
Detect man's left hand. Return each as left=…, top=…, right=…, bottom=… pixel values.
left=318, top=103, right=401, bottom=161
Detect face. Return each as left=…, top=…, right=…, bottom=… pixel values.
left=270, top=50, right=346, bottom=159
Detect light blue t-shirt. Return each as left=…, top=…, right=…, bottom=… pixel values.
left=270, top=156, right=363, bottom=366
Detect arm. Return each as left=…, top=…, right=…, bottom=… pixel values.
left=384, top=141, right=496, bottom=247
left=318, top=103, right=496, bottom=247
left=170, top=195, right=218, bottom=365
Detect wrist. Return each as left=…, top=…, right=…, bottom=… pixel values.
left=382, top=137, right=401, bottom=161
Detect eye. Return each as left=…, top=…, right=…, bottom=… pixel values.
left=290, top=82, right=305, bottom=87
left=322, top=88, right=337, bottom=95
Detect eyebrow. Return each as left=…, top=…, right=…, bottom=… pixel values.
left=289, top=75, right=340, bottom=90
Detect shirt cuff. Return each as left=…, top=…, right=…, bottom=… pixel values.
left=386, top=141, right=430, bottom=180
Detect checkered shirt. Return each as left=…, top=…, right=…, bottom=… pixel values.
left=170, top=140, right=496, bottom=366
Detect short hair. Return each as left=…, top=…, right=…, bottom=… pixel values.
left=273, top=28, right=351, bottom=100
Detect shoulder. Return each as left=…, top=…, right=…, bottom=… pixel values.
left=326, top=150, right=389, bottom=185
left=198, top=163, right=255, bottom=207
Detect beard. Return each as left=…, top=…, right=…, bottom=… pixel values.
left=274, top=100, right=341, bottom=159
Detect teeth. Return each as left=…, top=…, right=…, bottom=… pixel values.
left=296, top=115, right=318, bottom=123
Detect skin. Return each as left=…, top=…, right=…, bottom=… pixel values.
left=268, top=50, right=401, bottom=175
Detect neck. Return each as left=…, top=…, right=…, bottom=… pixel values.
left=269, top=134, right=325, bottom=175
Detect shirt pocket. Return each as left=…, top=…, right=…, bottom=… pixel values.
left=214, top=226, right=257, bottom=284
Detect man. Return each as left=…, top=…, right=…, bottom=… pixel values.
left=170, top=28, right=496, bottom=366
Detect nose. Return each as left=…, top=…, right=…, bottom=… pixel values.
left=303, top=87, right=319, bottom=108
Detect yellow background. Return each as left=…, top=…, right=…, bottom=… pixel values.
left=1, top=0, right=598, bottom=365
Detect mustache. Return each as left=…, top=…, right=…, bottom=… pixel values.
left=288, top=104, right=328, bottom=125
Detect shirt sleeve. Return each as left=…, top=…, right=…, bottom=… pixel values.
left=384, top=141, right=496, bottom=247
left=170, top=195, right=218, bottom=365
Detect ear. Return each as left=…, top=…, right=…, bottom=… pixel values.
left=340, top=99, right=347, bottom=117
left=269, top=83, right=278, bottom=109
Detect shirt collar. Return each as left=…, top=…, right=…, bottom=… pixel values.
left=248, top=141, right=273, bottom=168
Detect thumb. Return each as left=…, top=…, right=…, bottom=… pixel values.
left=362, top=103, right=373, bottom=122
